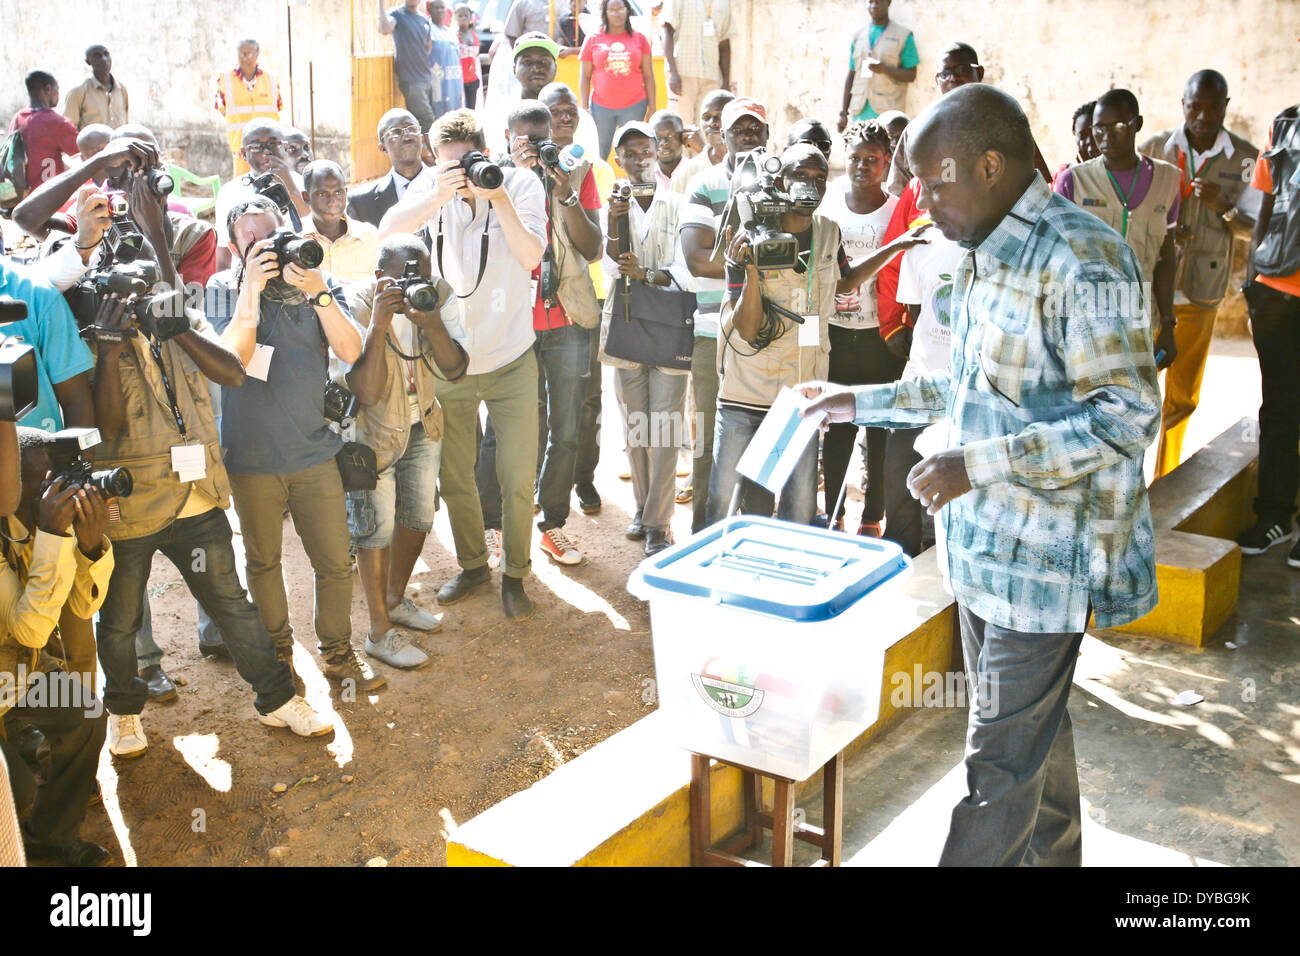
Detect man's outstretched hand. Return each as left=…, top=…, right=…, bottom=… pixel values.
left=796, top=382, right=856, bottom=431
left=907, top=448, right=972, bottom=516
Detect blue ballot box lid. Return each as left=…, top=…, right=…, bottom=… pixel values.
left=630, top=515, right=910, bottom=623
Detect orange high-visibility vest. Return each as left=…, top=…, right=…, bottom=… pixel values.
left=216, top=68, right=281, bottom=156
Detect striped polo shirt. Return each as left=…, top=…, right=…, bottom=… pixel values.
left=678, top=155, right=737, bottom=338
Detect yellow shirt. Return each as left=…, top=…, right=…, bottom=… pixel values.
left=305, top=216, right=380, bottom=285
left=0, top=517, right=113, bottom=652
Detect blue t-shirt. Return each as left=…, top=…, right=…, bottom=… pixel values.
left=206, top=271, right=359, bottom=476
left=0, top=257, right=94, bottom=432
left=391, top=7, right=434, bottom=86
left=429, top=24, right=466, bottom=113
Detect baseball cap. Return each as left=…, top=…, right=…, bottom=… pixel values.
left=721, top=97, right=768, bottom=131
left=612, top=121, right=656, bottom=150
left=513, top=32, right=559, bottom=59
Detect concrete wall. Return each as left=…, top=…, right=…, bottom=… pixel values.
left=2, top=0, right=356, bottom=177
left=732, top=0, right=1297, bottom=172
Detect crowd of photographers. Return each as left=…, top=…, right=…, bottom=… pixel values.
left=0, top=2, right=1297, bottom=866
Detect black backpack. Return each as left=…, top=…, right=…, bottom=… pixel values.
left=0, top=126, right=29, bottom=211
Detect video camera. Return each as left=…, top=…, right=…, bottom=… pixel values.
left=719, top=148, right=821, bottom=271
left=459, top=150, right=504, bottom=190
left=38, top=427, right=133, bottom=499
left=395, top=261, right=440, bottom=313
left=267, top=229, right=323, bottom=270
left=0, top=296, right=38, bottom=421
left=610, top=182, right=656, bottom=203
left=66, top=259, right=189, bottom=343
left=104, top=193, right=145, bottom=263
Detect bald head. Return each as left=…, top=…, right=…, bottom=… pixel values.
left=1185, top=69, right=1228, bottom=100
left=539, top=81, right=576, bottom=108
left=242, top=118, right=283, bottom=142
left=113, top=123, right=158, bottom=148
left=77, top=124, right=113, bottom=161
left=377, top=233, right=432, bottom=281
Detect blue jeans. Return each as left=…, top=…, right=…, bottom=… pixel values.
left=348, top=423, right=442, bottom=549
left=478, top=324, right=590, bottom=532
left=97, top=508, right=296, bottom=717
left=591, top=98, right=649, bottom=162
left=705, top=404, right=819, bottom=527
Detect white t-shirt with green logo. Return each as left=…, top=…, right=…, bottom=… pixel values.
left=820, top=181, right=896, bottom=329
left=897, top=233, right=962, bottom=378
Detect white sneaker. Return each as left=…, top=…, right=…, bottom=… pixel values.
left=387, top=597, right=444, bottom=632
left=259, top=696, right=334, bottom=737
left=540, top=527, right=583, bottom=565
left=485, top=529, right=503, bottom=571
left=108, top=713, right=148, bottom=758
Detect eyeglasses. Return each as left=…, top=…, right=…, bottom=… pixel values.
left=383, top=125, right=421, bottom=140
left=1092, top=120, right=1137, bottom=135
left=244, top=141, right=282, bottom=154
left=936, top=66, right=976, bottom=82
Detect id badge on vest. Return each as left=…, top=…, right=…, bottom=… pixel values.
left=789, top=287, right=820, bottom=348
left=246, top=344, right=274, bottom=381
left=171, top=443, right=206, bottom=483
left=702, top=19, right=715, bottom=37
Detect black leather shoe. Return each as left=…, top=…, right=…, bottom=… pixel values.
left=501, top=576, right=534, bottom=621
left=625, top=516, right=646, bottom=541
left=24, top=837, right=115, bottom=867
left=644, top=529, right=673, bottom=556
left=140, top=664, right=178, bottom=703
left=200, top=642, right=232, bottom=662
left=438, top=565, right=491, bottom=604
left=575, top=481, right=602, bottom=514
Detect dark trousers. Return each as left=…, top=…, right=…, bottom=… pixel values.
left=96, top=508, right=296, bottom=717
left=822, top=325, right=905, bottom=523
left=574, top=320, right=602, bottom=488
left=940, top=606, right=1084, bottom=867
left=1245, top=281, right=1300, bottom=523
left=2, top=674, right=106, bottom=847
left=463, top=79, right=480, bottom=110
left=690, top=336, right=719, bottom=533
left=883, top=426, right=928, bottom=557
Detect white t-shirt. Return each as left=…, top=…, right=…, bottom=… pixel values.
left=896, top=232, right=963, bottom=379
left=819, top=180, right=896, bottom=329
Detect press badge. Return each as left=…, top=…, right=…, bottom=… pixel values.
left=702, top=19, right=715, bottom=36
left=171, top=444, right=206, bottom=482
left=246, top=344, right=274, bottom=381
left=798, top=316, right=820, bottom=347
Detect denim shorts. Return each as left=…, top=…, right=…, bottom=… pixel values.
left=347, top=423, right=442, bottom=549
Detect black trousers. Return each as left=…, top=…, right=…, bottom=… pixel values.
left=2, top=673, right=106, bottom=847
left=1245, top=281, right=1300, bottom=523
left=823, top=324, right=905, bottom=523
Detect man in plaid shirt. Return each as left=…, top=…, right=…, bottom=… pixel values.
left=805, top=85, right=1161, bottom=866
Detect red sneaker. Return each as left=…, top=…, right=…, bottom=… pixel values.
left=857, top=521, right=883, bottom=537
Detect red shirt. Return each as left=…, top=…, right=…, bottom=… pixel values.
left=876, top=177, right=924, bottom=342
left=8, top=108, right=80, bottom=186
left=533, top=167, right=601, bottom=331
left=579, top=31, right=651, bottom=110
left=458, top=30, right=480, bottom=83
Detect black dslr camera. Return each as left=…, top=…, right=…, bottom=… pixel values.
left=143, top=167, right=174, bottom=198
left=459, top=150, right=504, bottom=190
left=723, top=148, right=821, bottom=271
left=534, top=138, right=562, bottom=169
left=323, top=381, right=361, bottom=425
left=251, top=171, right=294, bottom=215
left=0, top=296, right=39, bottom=421
left=39, top=427, right=134, bottom=498
left=395, top=261, right=440, bottom=313
left=267, top=229, right=324, bottom=270
left=104, top=193, right=145, bottom=263
left=66, top=259, right=189, bottom=343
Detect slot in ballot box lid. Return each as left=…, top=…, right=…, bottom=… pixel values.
left=630, top=516, right=909, bottom=623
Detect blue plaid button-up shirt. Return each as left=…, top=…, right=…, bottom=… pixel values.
left=852, top=175, right=1161, bottom=633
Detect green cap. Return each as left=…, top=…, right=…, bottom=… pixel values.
left=513, top=31, right=559, bottom=60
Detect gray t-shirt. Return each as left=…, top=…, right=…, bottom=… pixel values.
left=391, top=7, right=433, bottom=86
left=206, top=270, right=360, bottom=476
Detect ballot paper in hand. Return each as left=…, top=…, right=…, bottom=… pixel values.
left=735, top=388, right=822, bottom=494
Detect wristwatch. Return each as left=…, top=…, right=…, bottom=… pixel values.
left=557, top=190, right=579, bottom=208
left=1222, top=207, right=1239, bottom=224
left=307, top=290, right=334, bottom=308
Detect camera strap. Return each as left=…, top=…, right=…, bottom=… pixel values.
left=436, top=208, right=491, bottom=299
left=386, top=333, right=470, bottom=383
left=146, top=337, right=188, bottom=438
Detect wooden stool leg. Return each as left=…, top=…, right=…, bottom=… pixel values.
left=823, top=751, right=843, bottom=866
left=771, top=777, right=795, bottom=867
left=743, top=770, right=762, bottom=849
left=690, top=754, right=711, bottom=866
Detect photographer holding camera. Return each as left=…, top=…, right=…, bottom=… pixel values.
left=0, top=427, right=114, bottom=865
left=213, top=119, right=311, bottom=272
left=379, top=108, right=547, bottom=621
left=342, top=234, right=467, bottom=668
left=208, top=197, right=380, bottom=691
left=708, top=143, right=929, bottom=525
left=600, top=122, right=693, bottom=555
left=85, top=175, right=333, bottom=757
left=475, top=101, right=602, bottom=569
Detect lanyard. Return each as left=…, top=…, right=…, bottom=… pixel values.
left=1103, top=165, right=1139, bottom=238
left=435, top=205, right=491, bottom=299
left=796, top=231, right=815, bottom=311
left=147, top=338, right=188, bottom=439
left=1178, top=148, right=1217, bottom=200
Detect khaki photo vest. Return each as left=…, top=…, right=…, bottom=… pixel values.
left=1070, top=155, right=1180, bottom=285
left=847, top=20, right=912, bottom=117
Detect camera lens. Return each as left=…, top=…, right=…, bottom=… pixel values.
left=147, top=169, right=175, bottom=197
left=462, top=152, right=504, bottom=190
left=283, top=237, right=324, bottom=269
left=90, top=466, right=133, bottom=498
left=536, top=140, right=561, bottom=167
left=405, top=282, right=439, bottom=312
